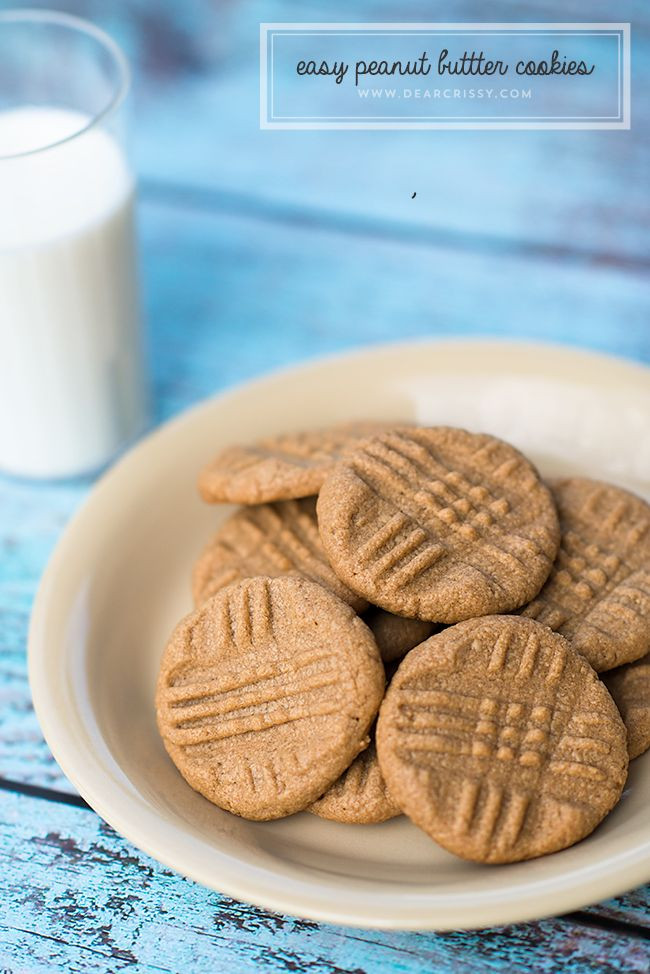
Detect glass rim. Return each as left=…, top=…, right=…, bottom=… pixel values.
left=0, top=8, right=130, bottom=161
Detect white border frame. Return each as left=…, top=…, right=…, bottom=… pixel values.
left=259, top=22, right=630, bottom=130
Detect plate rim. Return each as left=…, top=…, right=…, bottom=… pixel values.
left=28, top=337, right=650, bottom=930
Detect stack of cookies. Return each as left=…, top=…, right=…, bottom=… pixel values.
left=156, top=423, right=650, bottom=864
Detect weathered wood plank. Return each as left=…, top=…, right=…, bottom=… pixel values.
left=584, top=887, right=650, bottom=929
left=9, top=0, right=649, bottom=260
left=0, top=789, right=648, bottom=974
left=141, top=196, right=650, bottom=421
left=0, top=479, right=87, bottom=790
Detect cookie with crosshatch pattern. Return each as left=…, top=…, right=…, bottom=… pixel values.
left=309, top=736, right=401, bottom=824
left=156, top=576, right=384, bottom=820
left=198, top=420, right=402, bottom=505
left=604, top=651, right=650, bottom=760
left=317, top=426, right=560, bottom=623
left=192, top=497, right=367, bottom=612
left=310, top=661, right=403, bottom=823
left=521, top=478, right=650, bottom=672
left=376, top=616, right=627, bottom=863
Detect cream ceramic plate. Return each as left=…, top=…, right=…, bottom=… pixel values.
left=29, top=340, right=650, bottom=930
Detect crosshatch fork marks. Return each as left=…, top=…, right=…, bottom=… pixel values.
left=393, top=682, right=618, bottom=784
left=309, top=737, right=401, bottom=824
left=520, top=478, right=650, bottom=671
left=169, top=665, right=338, bottom=728
left=319, top=427, right=560, bottom=621
left=198, top=420, right=400, bottom=504
left=215, top=575, right=277, bottom=649
left=357, top=428, right=546, bottom=537
left=522, top=534, right=648, bottom=634
left=377, top=617, right=628, bottom=862
left=165, top=575, right=344, bottom=745
left=167, top=649, right=332, bottom=707
left=193, top=497, right=365, bottom=610
left=157, top=576, right=385, bottom=819
left=349, top=437, right=553, bottom=572
left=172, top=700, right=341, bottom=748
left=454, top=782, right=531, bottom=853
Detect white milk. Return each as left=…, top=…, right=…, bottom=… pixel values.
left=0, top=106, right=148, bottom=478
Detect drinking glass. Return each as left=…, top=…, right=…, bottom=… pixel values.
left=0, top=9, right=149, bottom=478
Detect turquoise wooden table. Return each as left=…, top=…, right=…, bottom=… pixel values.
left=2, top=1, right=650, bottom=970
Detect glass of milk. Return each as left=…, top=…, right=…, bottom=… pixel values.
left=0, top=10, right=149, bottom=479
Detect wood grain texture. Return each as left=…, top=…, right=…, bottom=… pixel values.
left=0, top=789, right=648, bottom=974
left=0, top=477, right=87, bottom=790
left=139, top=197, right=650, bottom=427
left=583, top=886, right=650, bottom=929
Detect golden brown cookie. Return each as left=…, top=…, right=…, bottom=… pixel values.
left=198, top=421, right=402, bottom=505
left=317, top=426, right=559, bottom=623
left=603, top=652, right=650, bottom=759
left=156, top=576, right=385, bottom=820
left=376, top=616, right=627, bottom=863
left=365, top=607, right=436, bottom=663
left=521, top=478, right=650, bottom=672
left=309, top=736, right=401, bottom=824
left=192, top=497, right=367, bottom=612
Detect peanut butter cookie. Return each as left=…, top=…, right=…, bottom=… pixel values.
left=318, top=427, right=559, bottom=623
left=604, top=652, right=650, bottom=759
left=192, top=497, right=366, bottom=612
left=198, top=421, right=401, bottom=505
left=521, top=478, right=650, bottom=671
left=376, top=616, right=627, bottom=863
left=366, top=608, right=436, bottom=663
left=157, top=577, right=385, bottom=820
left=309, top=736, right=401, bottom=824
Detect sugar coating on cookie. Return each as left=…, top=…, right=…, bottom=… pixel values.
left=198, top=421, right=403, bottom=505
left=317, top=426, right=560, bottom=623
left=376, top=615, right=627, bottom=864
left=192, top=497, right=367, bottom=612
left=309, top=737, right=401, bottom=824
left=604, top=652, right=650, bottom=759
left=156, top=576, right=385, bottom=820
left=366, top=607, right=436, bottom=663
left=521, top=478, right=650, bottom=672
